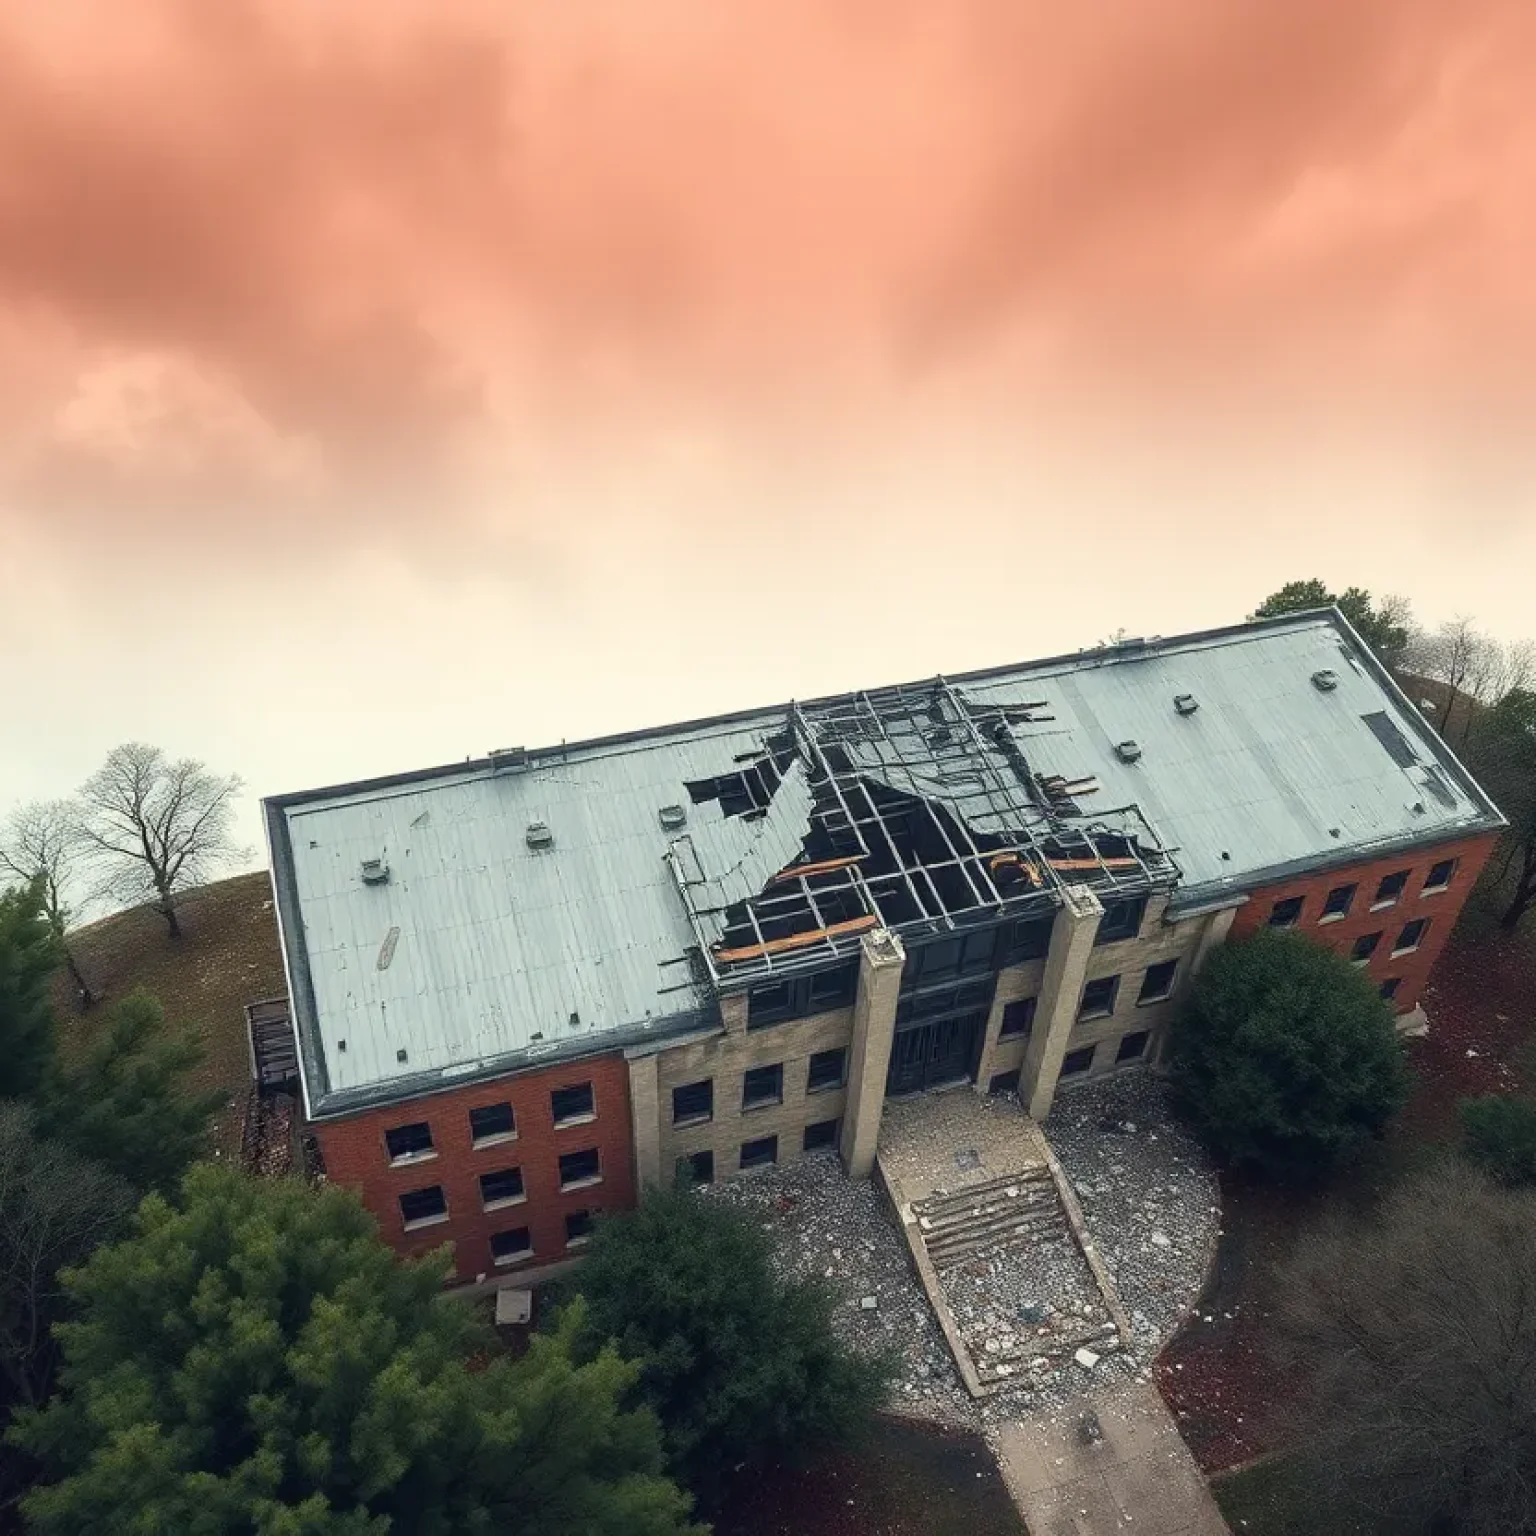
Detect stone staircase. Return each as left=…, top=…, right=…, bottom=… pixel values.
left=912, top=1167, right=1065, bottom=1269
left=912, top=1165, right=1124, bottom=1389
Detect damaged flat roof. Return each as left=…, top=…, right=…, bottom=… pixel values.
left=266, top=609, right=1503, bottom=1117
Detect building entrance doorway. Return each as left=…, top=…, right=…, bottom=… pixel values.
left=886, top=1009, right=986, bottom=1096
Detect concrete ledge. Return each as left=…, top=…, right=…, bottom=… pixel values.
left=1039, top=1138, right=1136, bottom=1349
left=874, top=1156, right=988, bottom=1400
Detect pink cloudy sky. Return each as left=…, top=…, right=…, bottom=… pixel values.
left=2, top=0, right=1534, bottom=863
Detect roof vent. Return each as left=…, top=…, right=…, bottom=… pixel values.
left=1312, top=669, right=1339, bottom=692
left=525, top=821, right=554, bottom=851
left=360, top=858, right=390, bottom=885
left=1173, top=694, right=1199, bottom=716
left=659, top=804, right=687, bottom=831
left=1114, top=740, right=1143, bottom=763
left=490, top=745, right=529, bottom=772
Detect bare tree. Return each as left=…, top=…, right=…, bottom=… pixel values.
left=1416, top=616, right=1483, bottom=733
left=1275, top=1162, right=1536, bottom=1535
left=0, top=799, right=94, bottom=1004
left=74, top=744, right=247, bottom=938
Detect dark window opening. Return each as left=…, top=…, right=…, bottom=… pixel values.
left=565, top=1209, right=595, bottom=1246
left=1001, top=915, right=1053, bottom=964
left=809, top=964, right=858, bottom=1010
left=1394, top=917, right=1429, bottom=953
left=550, top=1082, right=594, bottom=1125
left=742, top=1063, right=784, bottom=1110
left=399, top=1186, right=446, bottom=1227
left=1000, top=997, right=1037, bottom=1039
left=384, top=1122, right=433, bottom=1162
left=490, top=1227, right=532, bottom=1263
left=1115, top=1030, right=1151, bottom=1063
left=468, top=1102, right=515, bottom=1144
left=807, top=1048, right=846, bottom=1093
left=1096, top=897, right=1147, bottom=945
left=1352, top=932, right=1382, bottom=961
left=1268, top=896, right=1305, bottom=928
left=1380, top=977, right=1402, bottom=1001
left=1424, top=859, right=1456, bottom=892
left=1138, top=960, right=1178, bottom=1004
left=906, top=927, right=999, bottom=986
left=740, top=1134, right=778, bottom=1170
left=1322, top=884, right=1356, bottom=919
left=558, top=1147, right=601, bottom=1188
left=675, top=1149, right=714, bottom=1186
left=989, top=1069, right=1021, bottom=1096
left=1061, top=1045, right=1096, bottom=1077
left=748, top=963, right=857, bottom=1028
left=1374, top=870, right=1410, bottom=905
left=896, top=976, right=994, bottom=1026
left=1079, top=975, right=1119, bottom=1020
left=478, top=1167, right=524, bottom=1207
left=672, top=1079, right=714, bottom=1125
left=803, top=1118, right=840, bottom=1151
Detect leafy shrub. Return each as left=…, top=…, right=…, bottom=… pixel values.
left=1459, top=1095, right=1536, bottom=1186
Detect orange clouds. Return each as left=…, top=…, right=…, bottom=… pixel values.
left=1, top=0, right=1533, bottom=549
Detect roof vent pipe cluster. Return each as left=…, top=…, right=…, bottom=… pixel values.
left=525, top=821, right=554, bottom=850
left=658, top=804, right=687, bottom=831
left=360, top=858, right=390, bottom=885
left=1173, top=694, right=1199, bottom=715
left=1312, top=669, right=1339, bottom=691
left=1114, top=740, right=1143, bottom=763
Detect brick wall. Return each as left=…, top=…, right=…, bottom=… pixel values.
left=311, top=1051, right=636, bottom=1284
left=1229, top=831, right=1500, bottom=1013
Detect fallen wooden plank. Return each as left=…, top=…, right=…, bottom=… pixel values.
left=714, top=914, right=877, bottom=963
left=768, top=854, right=866, bottom=884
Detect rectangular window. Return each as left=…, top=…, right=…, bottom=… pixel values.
left=1380, top=978, right=1402, bottom=1001
left=564, top=1209, right=595, bottom=1247
left=675, top=1149, right=714, bottom=1186
left=478, top=1166, right=525, bottom=1210
left=399, top=1185, right=447, bottom=1230
left=1096, top=898, right=1147, bottom=945
left=550, top=1082, right=595, bottom=1126
left=1000, top=997, right=1037, bottom=1039
left=1115, top=1030, right=1151, bottom=1064
left=557, top=1147, right=601, bottom=1189
left=803, top=1118, right=840, bottom=1152
left=748, top=964, right=858, bottom=1028
left=1079, top=975, right=1119, bottom=1020
left=468, top=1102, right=516, bottom=1146
left=384, top=1122, right=434, bottom=1164
left=1137, top=960, right=1178, bottom=1005
left=806, top=1048, right=846, bottom=1094
left=742, top=1062, right=784, bottom=1111
left=1321, top=884, right=1357, bottom=921
left=672, top=1079, right=714, bottom=1126
left=1268, top=895, right=1305, bottom=928
left=1061, top=1045, right=1096, bottom=1077
left=740, top=1134, right=778, bottom=1170
left=1351, top=932, right=1382, bottom=963
left=1393, top=918, right=1429, bottom=955
left=1001, top=915, right=1053, bottom=965
left=988, top=1069, right=1021, bottom=1096
left=1373, top=870, right=1410, bottom=908
left=490, top=1226, right=532, bottom=1266
left=1423, top=858, right=1456, bottom=893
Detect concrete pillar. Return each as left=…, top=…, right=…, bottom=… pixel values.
left=839, top=928, right=907, bottom=1179
left=1021, top=886, right=1104, bottom=1121
left=626, top=1051, right=663, bottom=1192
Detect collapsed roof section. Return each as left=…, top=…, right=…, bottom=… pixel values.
left=666, top=675, right=1179, bottom=987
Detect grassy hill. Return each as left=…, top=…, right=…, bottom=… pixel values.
left=51, top=871, right=288, bottom=1158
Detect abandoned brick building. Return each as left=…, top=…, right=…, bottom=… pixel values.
left=263, top=610, right=1504, bottom=1284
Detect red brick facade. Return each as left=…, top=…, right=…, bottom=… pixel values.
left=1230, top=830, right=1500, bottom=1014
left=311, top=1051, right=636, bottom=1284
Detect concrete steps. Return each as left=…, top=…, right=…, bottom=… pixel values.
left=913, top=1166, right=1067, bottom=1269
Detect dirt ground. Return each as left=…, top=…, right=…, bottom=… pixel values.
left=1155, top=911, right=1536, bottom=1475
left=711, top=1416, right=1025, bottom=1536
left=51, top=872, right=288, bottom=1159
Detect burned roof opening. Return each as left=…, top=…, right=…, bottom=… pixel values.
left=668, top=677, right=1179, bottom=989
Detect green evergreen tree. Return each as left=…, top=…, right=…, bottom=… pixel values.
left=1253, top=579, right=1413, bottom=671
left=39, top=989, right=227, bottom=1194
left=574, top=1186, right=893, bottom=1502
left=1167, top=928, right=1410, bottom=1181
left=10, top=1165, right=700, bottom=1536
left=1460, top=1095, right=1536, bottom=1186
left=0, top=878, right=62, bottom=1102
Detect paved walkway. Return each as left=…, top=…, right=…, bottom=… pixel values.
left=993, top=1382, right=1228, bottom=1534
